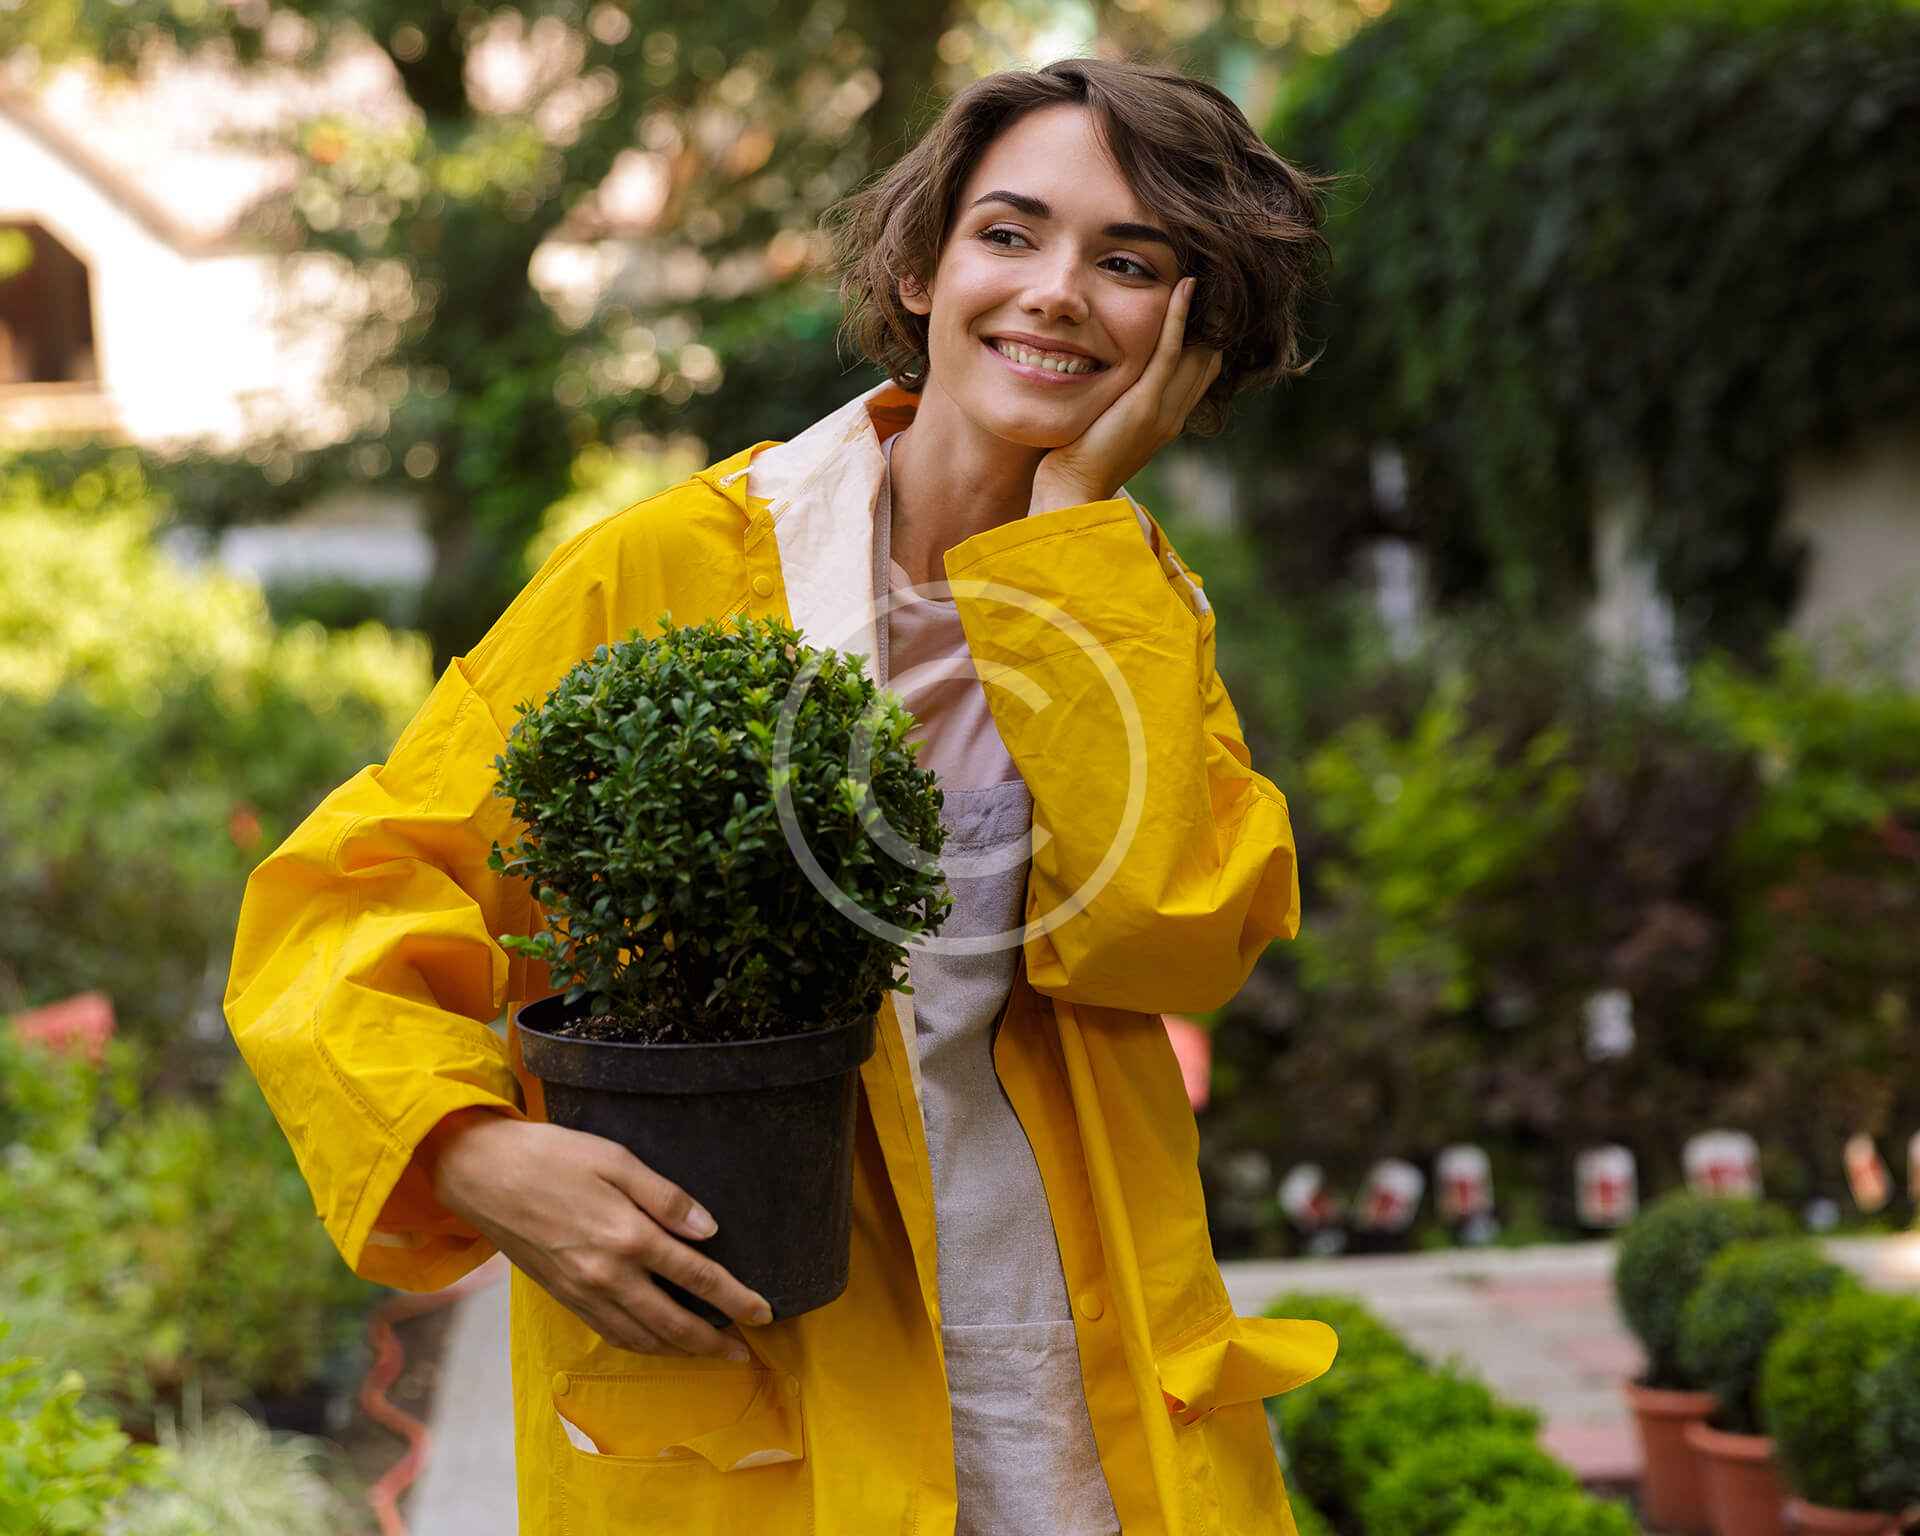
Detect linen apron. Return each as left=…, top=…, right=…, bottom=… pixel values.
left=873, top=430, right=1124, bottom=1536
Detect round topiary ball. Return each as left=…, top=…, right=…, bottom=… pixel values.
left=1614, top=1191, right=1796, bottom=1389
left=1858, top=1300, right=1920, bottom=1512
left=1762, top=1289, right=1916, bottom=1511
left=488, top=612, right=953, bottom=1044
left=1677, top=1238, right=1856, bottom=1436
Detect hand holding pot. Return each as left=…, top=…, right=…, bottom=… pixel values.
left=420, top=1107, right=775, bottom=1361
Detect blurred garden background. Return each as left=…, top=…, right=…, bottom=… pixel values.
left=2, top=0, right=1916, bottom=1529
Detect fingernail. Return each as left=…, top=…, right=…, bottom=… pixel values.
left=747, top=1301, right=774, bottom=1326
left=686, top=1206, right=717, bottom=1237
left=726, top=1344, right=752, bottom=1363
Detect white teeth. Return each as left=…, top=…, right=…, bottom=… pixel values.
left=989, top=339, right=1098, bottom=375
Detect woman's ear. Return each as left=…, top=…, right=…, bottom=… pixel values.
left=898, top=273, right=932, bottom=317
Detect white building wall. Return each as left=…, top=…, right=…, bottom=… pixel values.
left=0, top=113, right=353, bottom=453
left=1782, top=419, right=1920, bottom=687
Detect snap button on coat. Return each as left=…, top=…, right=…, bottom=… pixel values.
left=751, top=573, right=775, bottom=596
left=1077, top=1290, right=1105, bottom=1321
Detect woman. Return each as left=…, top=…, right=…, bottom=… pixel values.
left=226, top=55, right=1336, bottom=1536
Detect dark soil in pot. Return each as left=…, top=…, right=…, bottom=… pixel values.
left=515, top=992, right=877, bottom=1330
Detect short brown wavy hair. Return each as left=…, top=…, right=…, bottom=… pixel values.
left=824, top=56, right=1334, bottom=437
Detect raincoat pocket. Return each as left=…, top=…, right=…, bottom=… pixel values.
left=548, top=1365, right=809, bottom=1533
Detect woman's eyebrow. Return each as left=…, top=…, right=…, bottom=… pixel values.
left=968, top=189, right=1176, bottom=251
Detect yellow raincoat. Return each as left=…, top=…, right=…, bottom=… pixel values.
left=225, top=379, right=1336, bottom=1534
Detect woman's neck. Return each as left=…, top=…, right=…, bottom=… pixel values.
left=886, top=379, right=1047, bottom=588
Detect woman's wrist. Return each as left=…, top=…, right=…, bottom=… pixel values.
left=419, top=1105, right=513, bottom=1214
left=1028, top=473, right=1110, bottom=517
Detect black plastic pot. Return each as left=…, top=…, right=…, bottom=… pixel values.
left=514, top=993, right=876, bottom=1329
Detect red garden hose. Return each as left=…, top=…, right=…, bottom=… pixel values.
left=356, top=1254, right=508, bottom=1536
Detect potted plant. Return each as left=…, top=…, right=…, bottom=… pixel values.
left=1856, top=1300, right=1920, bottom=1527
left=487, top=613, right=952, bottom=1326
left=1762, top=1290, right=1919, bottom=1533
left=1613, top=1191, right=1795, bottom=1535
left=1677, top=1239, right=1857, bottom=1536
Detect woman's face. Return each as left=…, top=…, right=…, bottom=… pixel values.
left=899, top=103, right=1186, bottom=450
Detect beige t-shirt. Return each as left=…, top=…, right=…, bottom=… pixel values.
left=880, top=432, right=1022, bottom=792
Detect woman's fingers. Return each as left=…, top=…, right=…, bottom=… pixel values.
left=429, top=1115, right=769, bottom=1363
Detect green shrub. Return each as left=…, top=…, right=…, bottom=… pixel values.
left=1265, top=1292, right=1427, bottom=1521
left=0, top=473, right=431, bottom=1050
left=1356, top=1426, right=1576, bottom=1536
left=1762, top=1289, right=1916, bottom=1510
left=0, top=1326, right=170, bottom=1535
left=1678, top=1239, right=1856, bottom=1434
left=0, top=1031, right=374, bottom=1428
left=1297, top=674, right=1582, bottom=1011
left=488, top=613, right=951, bottom=1045
left=1331, top=1367, right=1539, bottom=1505
left=1277, top=1355, right=1421, bottom=1523
left=1859, top=1302, right=1920, bottom=1512
left=1614, top=1192, right=1796, bottom=1389
left=1447, top=1486, right=1640, bottom=1536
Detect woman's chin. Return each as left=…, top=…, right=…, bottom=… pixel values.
left=964, top=399, right=1089, bottom=451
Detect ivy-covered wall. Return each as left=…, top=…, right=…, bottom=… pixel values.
left=1244, top=0, right=1920, bottom=660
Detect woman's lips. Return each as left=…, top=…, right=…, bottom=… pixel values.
left=981, top=337, right=1105, bottom=386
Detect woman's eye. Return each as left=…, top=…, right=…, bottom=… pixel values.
left=978, top=227, right=1030, bottom=250
left=977, top=227, right=1157, bottom=281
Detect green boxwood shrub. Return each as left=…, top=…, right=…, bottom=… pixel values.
left=1330, top=1367, right=1539, bottom=1513
left=1613, top=1192, right=1796, bottom=1389
left=488, top=613, right=952, bottom=1045
left=1447, top=1486, right=1640, bottom=1536
left=1356, top=1426, right=1577, bottom=1536
left=1859, top=1302, right=1920, bottom=1512
left=1277, top=1356, right=1421, bottom=1524
left=1264, top=1292, right=1426, bottom=1521
left=1762, top=1289, right=1917, bottom=1511
left=1678, top=1239, right=1856, bottom=1435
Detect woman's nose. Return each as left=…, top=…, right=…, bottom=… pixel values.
left=1020, top=258, right=1090, bottom=325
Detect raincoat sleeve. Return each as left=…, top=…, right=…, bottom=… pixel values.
left=944, top=496, right=1300, bottom=1016
left=222, top=657, right=535, bottom=1291
left=223, top=520, right=627, bottom=1293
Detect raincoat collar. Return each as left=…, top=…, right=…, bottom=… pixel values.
left=692, top=377, right=1180, bottom=685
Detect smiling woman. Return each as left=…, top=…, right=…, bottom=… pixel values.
left=224, top=53, right=1339, bottom=1536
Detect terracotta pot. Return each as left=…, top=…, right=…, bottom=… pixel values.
left=1626, top=1383, right=1718, bottom=1536
left=1784, top=1497, right=1897, bottom=1535
left=1686, top=1421, right=1787, bottom=1536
